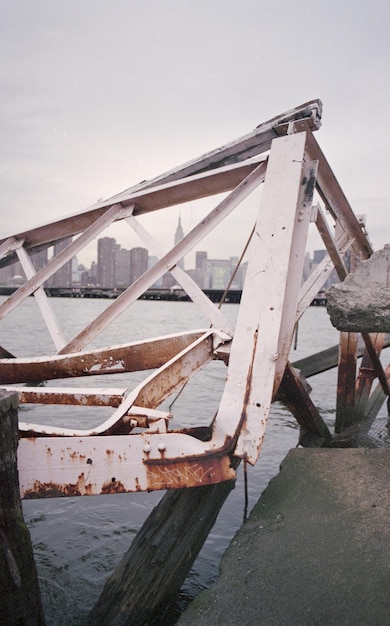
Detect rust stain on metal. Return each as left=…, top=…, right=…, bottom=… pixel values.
left=23, top=473, right=94, bottom=499
left=0, top=334, right=204, bottom=384
left=234, top=328, right=259, bottom=454
left=145, top=455, right=234, bottom=491
left=100, top=479, right=127, bottom=495
left=301, top=166, right=316, bottom=203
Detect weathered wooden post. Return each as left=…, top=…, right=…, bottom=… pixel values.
left=0, top=389, right=46, bottom=625
left=87, top=470, right=238, bottom=625
left=327, top=245, right=390, bottom=431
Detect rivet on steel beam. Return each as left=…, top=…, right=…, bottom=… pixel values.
left=158, top=442, right=166, bottom=452
left=129, top=419, right=138, bottom=428
left=143, top=443, right=151, bottom=453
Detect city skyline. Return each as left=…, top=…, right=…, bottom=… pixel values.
left=0, top=227, right=333, bottom=293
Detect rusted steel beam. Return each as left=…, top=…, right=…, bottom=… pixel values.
left=0, top=330, right=207, bottom=384
left=355, top=333, right=386, bottom=421
left=361, top=333, right=390, bottom=397
left=19, top=405, right=172, bottom=438
left=18, top=434, right=235, bottom=497
left=16, top=330, right=222, bottom=437
left=292, top=334, right=390, bottom=378
left=335, top=331, right=359, bottom=432
left=365, top=360, right=390, bottom=421
left=16, top=330, right=237, bottom=494
left=276, top=362, right=332, bottom=446
left=4, top=386, right=127, bottom=407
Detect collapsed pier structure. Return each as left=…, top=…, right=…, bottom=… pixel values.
left=0, top=100, right=389, bottom=623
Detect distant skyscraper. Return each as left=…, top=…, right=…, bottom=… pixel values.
left=174, top=214, right=185, bottom=270
left=196, top=251, right=207, bottom=272
left=208, top=259, right=231, bottom=289
left=195, top=251, right=208, bottom=288
left=130, top=247, right=148, bottom=284
left=116, top=248, right=131, bottom=287
left=97, top=237, right=118, bottom=287
left=31, top=249, right=48, bottom=273
left=90, top=261, right=98, bottom=285
left=47, top=237, right=73, bottom=287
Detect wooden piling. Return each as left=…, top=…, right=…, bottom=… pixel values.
left=0, top=389, right=45, bottom=625
left=87, top=472, right=237, bottom=626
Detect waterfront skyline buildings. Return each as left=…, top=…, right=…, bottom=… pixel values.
left=0, top=217, right=335, bottom=292
left=0, top=240, right=333, bottom=293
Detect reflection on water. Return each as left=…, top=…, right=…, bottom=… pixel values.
left=1, top=297, right=358, bottom=623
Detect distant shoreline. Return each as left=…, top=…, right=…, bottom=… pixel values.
left=0, top=285, right=327, bottom=306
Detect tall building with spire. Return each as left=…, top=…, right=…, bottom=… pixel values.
left=162, top=214, right=185, bottom=288
left=174, top=214, right=185, bottom=270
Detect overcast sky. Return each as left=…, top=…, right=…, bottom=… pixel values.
left=1, top=0, right=389, bottom=267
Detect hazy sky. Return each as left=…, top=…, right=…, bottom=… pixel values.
left=1, top=0, right=389, bottom=267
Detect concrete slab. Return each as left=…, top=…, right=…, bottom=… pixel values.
left=178, top=449, right=390, bottom=625
left=327, top=244, right=390, bottom=332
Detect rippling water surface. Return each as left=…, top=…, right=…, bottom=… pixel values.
left=1, top=297, right=354, bottom=623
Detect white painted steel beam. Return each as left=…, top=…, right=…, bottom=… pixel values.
left=272, top=157, right=318, bottom=392
left=0, top=329, right=210, bottom=384
left=16, top=246, right=67, bottom=352
left=0, top=236, right=25, bottom=258
left=7, top=386, right=127, bottom=407
left=212, top=132, right=309, bottom=465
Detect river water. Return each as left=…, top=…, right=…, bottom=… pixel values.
left=2, top=297, right=348, bottom=623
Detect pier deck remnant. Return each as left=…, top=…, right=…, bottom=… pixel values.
left=178, top=448, right=390, bottom=626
